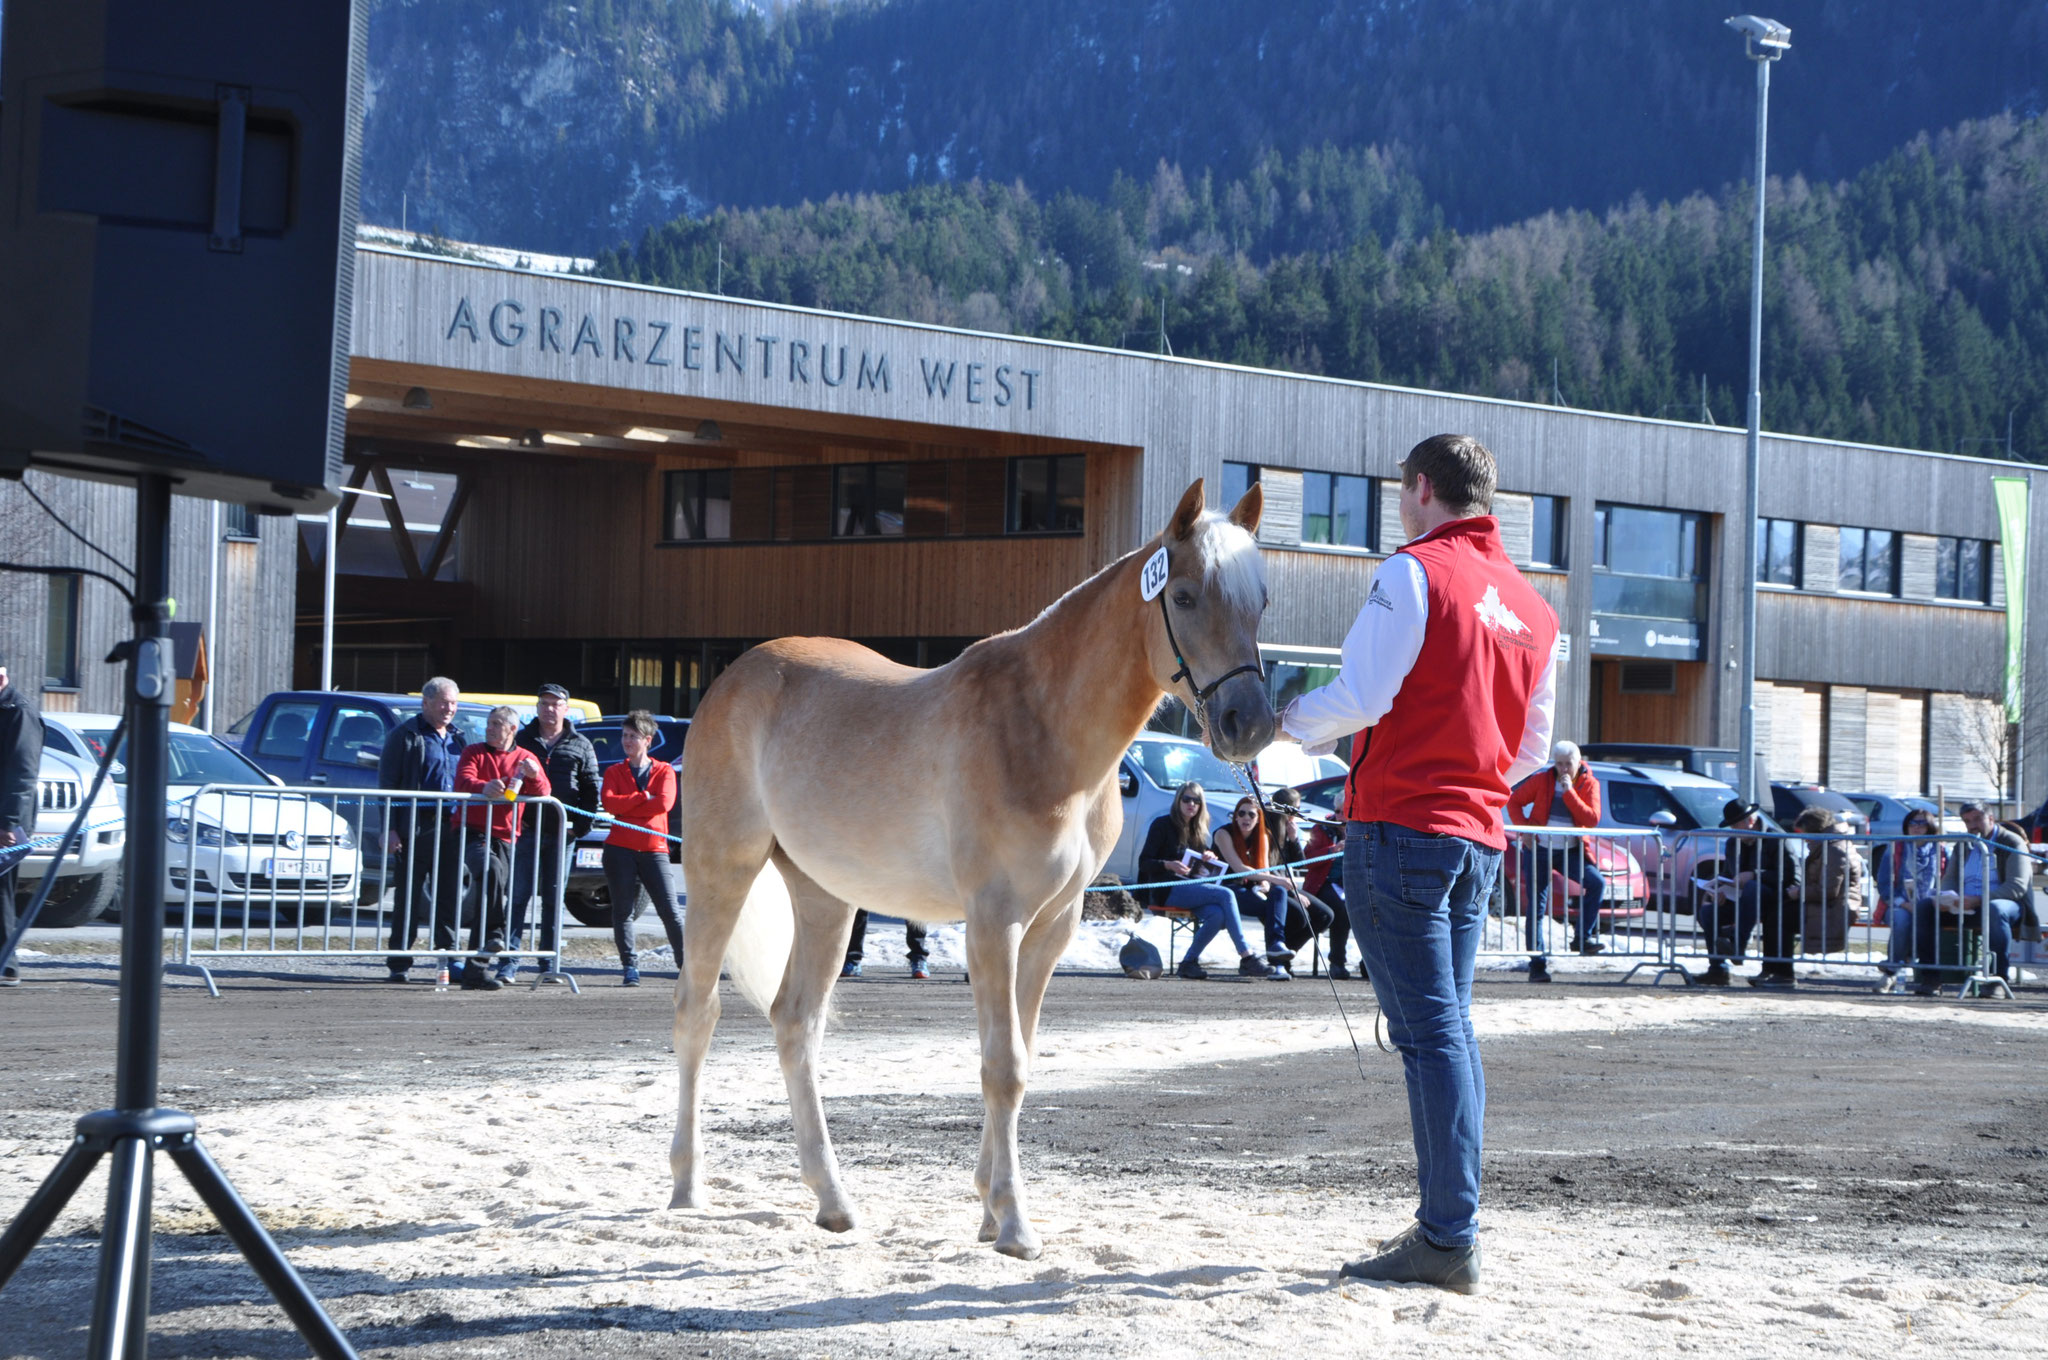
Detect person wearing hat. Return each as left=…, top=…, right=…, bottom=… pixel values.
left=0, top=648, right=43, bottom=987
left=510, top=684, right=603, bottom=985
left=1698, top=798, right=1804, bottom=987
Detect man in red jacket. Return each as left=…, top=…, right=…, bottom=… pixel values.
left=1282, top=433, right=1556, bottom=1294
left=1508, top=740, right=1606, bottom=981
left=451, top=706, right=550, bottom=991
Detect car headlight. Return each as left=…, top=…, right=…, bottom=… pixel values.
left=168, top=818, right=234, bottom=848
left=335, top=825, right=357, bottom=851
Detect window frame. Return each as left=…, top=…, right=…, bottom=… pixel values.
left=1935, top=535, right=1992, bottom=603
left=1528, top=493, right=1566, bottom=569
left=43, top=571, right=81, bottom=690
left=663, top=468, right=735, bottom=542
left=1756, top=517, right=1801, bottom=587
left=1004, top=454, right=1086, bottom=535
left=833, top=462, right=908, bottom=538
left=1837, top=524, right=1900, bottom=597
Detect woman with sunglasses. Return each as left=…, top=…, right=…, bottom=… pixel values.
left=1136, top=782, right=1272, bottom=980
left=1213, top=795, right=1309, bottom=978
left=1873, top=807, right=1943, bottom=993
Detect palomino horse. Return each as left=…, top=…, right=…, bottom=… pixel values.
left=669, top=478, right=1273, bottom=1259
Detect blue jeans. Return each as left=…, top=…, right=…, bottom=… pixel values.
left=1232, top=880, right=1292, bottom=957
left=1345, top=820, right=1497, bottom=1248
left=1521, top=841, right=1605, bottom=955
left=1164, top=882, right=1252, bottom=963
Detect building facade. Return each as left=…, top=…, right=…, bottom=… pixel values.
left=3, top=243, right=2040, bottom=803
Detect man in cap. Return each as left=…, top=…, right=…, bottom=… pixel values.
left=509, top=684, right=601, bottom=985
left=1280, top=433, right=1558, bottom=1294
left=0, top=649, right=43, bottom=987
left=1700, top=797, right=1803, bottom=987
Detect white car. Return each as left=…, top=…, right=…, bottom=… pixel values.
left=40, top=714, right=362, bottom=917
left=15, top=745, right=127, bottom=927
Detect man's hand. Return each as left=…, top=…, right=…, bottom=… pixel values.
left=515, top=755, right=541, bottom=780
left=0, top=827, right=24, bottom=847
left=482, top=778, right=508, bottom=799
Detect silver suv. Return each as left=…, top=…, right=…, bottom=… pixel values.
left=16, top=746, right=126, bottom=926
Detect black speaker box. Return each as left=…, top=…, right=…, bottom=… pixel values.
left=0, top=1, right=365, bottom=512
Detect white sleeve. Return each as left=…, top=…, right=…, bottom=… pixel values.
left=1280, top=554, right=1429, bottom=758
left=1504, top=647, right=1558, bottom=787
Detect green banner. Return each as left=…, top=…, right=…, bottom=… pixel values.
left=1993, top=476, right=2029, bottom=722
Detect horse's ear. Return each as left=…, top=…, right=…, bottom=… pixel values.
left=1228, top=481, right=1263, bottom=534
left=1169, top=478, right=1205, bottom=541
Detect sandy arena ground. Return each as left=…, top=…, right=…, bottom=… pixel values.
left=3, top=931, right=2046, bottom=1358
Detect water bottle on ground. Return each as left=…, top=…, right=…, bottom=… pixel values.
left=435, top=961, right=450, bottom=991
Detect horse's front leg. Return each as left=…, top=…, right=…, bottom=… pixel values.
left=967, top=905, right=1039, bottom=1259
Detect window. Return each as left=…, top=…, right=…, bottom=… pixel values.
left=1301, top=472, right=1376, bottom=550
left=1529, top=494, right=1566, bottom=568
left=254, top=702, right=322, bottom=760
left=1935, top=536, right=1992, bottom=603
left=665, top=469, right=733, bottom=541
left=1006, top=455, right=1085, bottom=533
left=1838, top=526, right=1899, bottom=595
left=1220, top=461, right=1256, bottom=509
left=1590, top=504, right=1708, bottom=626
left=833, top=463, right=906, bottom=537
left=44, top=573, right=80, bottom=689
left=1604, top=779, right=1698, bottom=831
left=319, top=707, right=390, bottom=768
left=221, top=503, right=259, bottom=540
left=1757, top=517, right=1800, bottom=586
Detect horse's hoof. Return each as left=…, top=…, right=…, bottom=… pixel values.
left=816, top=1206, right=858, bottom=1233
left=994, top=1232, right=1042, bottom=1261
left=978, top=1215, right=999, bottom=1243
left=668, top=1187, right=699, bottom=1210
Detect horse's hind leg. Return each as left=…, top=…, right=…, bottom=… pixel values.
left=669, top=834, right=770, bottom=1211
left=768, top=853, right=861, bottom=1232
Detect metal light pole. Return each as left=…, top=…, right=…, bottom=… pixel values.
left=1729, top=14, right=1789, bottom=803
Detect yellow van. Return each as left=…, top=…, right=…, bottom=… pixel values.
left=413, top=690, right=605, bottom=726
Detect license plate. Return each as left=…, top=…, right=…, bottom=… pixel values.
left=265, top=858, right=328, bottom=878
left=575, top=848, right=604, bottom=869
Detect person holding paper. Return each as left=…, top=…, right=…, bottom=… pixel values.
left=1135, top=782, right=1272, bottom=980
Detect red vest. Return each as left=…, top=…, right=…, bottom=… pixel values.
left=1344, top=516, right=1558, bottom=850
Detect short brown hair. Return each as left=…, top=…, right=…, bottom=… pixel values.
left=623, top=709, right=659, bottom=741
left=1400, top=434, right=1498, bottom=516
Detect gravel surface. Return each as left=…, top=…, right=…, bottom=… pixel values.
left=3, top=947, right=2045, bottom=1358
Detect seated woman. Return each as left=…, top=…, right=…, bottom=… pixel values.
left=1873, top=807, right=1942, bottom=993
left=1138, top=782, right=1273, bottom=981
left=1794, top=805, right=1865, bottom=962
left=1214, top=795, right=1305, bottom=978
left=1301, top=820, right=1363, bottom=981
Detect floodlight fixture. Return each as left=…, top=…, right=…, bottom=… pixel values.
left=1726, top=14, right=1790, bottom=58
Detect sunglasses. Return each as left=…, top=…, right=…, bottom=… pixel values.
left=1178, top=795, right=1202, bottom=805
left=1234, top=810, right=1258, bottom=819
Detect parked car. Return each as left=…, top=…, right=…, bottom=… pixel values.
left=1844, top=791, right=1958, bottom=837
left=13, top=745, right=126, bottom=927
left=1581, top=743, right=1743, bottom=788
left=230, top=690, right=495, bottom=891
left=42, top=713, right=363, bottom=920
left=436, top=691, right=603, bottom=725
left=1770, top=782, right=1869, bottom=835
left=1103, top=734, right=1266, bottom=884
left=563, top=717, right=690, bottom=926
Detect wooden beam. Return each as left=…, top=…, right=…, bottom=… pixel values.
left=370, top=463, right=426, bottom=582
left=421, top=475, right=474, bottom=583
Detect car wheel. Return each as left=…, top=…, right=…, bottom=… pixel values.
left=23, top=869, right=122, bottom=928
left=565, top=888, right=615, bottom=928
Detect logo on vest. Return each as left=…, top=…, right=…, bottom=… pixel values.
left=1473, top=584, right=1530, bottom=636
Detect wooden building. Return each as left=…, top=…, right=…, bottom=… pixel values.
left=3, top=242, right=2040, bottom=803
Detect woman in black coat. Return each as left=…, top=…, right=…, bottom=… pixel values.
left=1138, top=782, right=1273, bottom=981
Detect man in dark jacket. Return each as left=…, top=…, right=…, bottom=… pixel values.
left=508, top=684, right=601, bottom=983
left=0, top=652, right=43, bottom=986
left=1701, top=799, right=1806, bottom=988
left=376, top=677, right=467, bottom=982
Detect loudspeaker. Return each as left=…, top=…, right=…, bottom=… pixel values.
left=0, top=0, right=365, bottom=512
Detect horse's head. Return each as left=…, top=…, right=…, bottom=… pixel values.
left=1145, top=478, right=1275, bottom=763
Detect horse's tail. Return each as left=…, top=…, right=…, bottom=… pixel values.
left=722, top=860, right=794, bottom=1017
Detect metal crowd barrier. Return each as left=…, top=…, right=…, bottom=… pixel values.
left=168, top=785, right=581, bottom=997
left=1659, top=828, right=2017, bottom=998
left=1488, top=825, right=1685, bottom=983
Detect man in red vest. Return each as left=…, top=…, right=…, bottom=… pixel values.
left=1281, top=433, right=1557, bottom=1294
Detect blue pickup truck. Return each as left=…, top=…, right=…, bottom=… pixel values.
left=229, top=691, right=496, bottom=895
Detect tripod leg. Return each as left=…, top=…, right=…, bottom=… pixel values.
left=167, top=1137, right=360, bottom=1360
left=0, top=1139, right=105, bottom=1289
left=87, top=1138, right=155, bottom=1360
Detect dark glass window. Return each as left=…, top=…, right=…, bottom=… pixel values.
left=1220, top=461, right=1256, bottom=509
left=1596, top=505, right=1703, bottom=578
left=221, top=503, right=259, bottom=540
left=1936, top=536, right=1991, bottom=602
left=1838, top=526, right=1899, bottom=595
left=664, top=469, right=733, bottom=541
left=1300, top=472, right=1375, bottom=549
left=834, top=463, right=907, bottom=537
left=1757, top=518, right=1800, bottom=585
left=1006, top=455, right=1085, bottom=533
left=1529, top=494, right=1565, bottom=568
left=44, top=573, right=80, bottom=688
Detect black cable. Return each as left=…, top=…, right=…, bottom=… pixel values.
left=17, top=478, right=134, bottom=581
left=0, top=561, right=137, bottom=605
